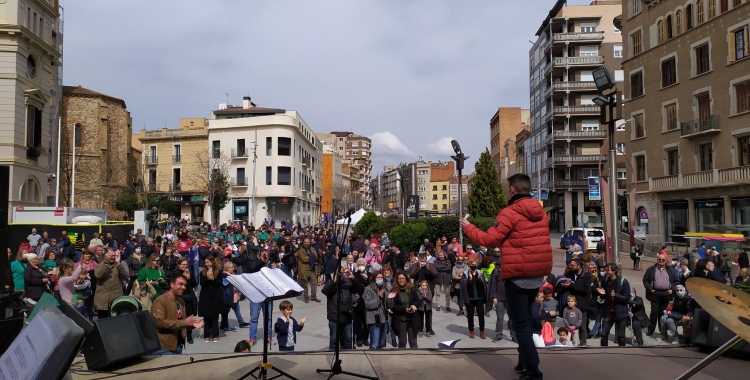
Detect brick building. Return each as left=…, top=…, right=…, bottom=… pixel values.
left=489, top=107, right=530, bottom=199
left=59, top=86, right=137, bottom=218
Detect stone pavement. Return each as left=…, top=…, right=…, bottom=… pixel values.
left=182, top=236, right=674, bottom=355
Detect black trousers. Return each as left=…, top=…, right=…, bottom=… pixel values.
left=220, top=305, right=231, bottom=329
left=601, top=315, right=626, bottom=346
left=397, top=319, right=417, bottom=348
left=354, top=309, right=369, bottom=343
left=579, top=310, right=589, bottom=345
left=627, top=318, right=645, bottom=345
left=648, top=291, right=671, bottom=334
left=204, top=315, right=220, bottom=339
left=466, top=300, right=485, bottom=332
left=416, top=309, right=432, bottom=332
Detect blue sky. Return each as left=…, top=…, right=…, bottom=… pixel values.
left=63, top=0, right=600, bottom=172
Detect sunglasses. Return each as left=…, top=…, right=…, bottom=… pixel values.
left=658, top=259, right=666, bottom=262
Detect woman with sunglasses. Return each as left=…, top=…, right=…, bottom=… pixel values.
left=136, top=254, right=166, bottom=297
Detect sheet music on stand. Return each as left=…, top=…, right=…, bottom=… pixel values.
left=227, top=267, right=303, bottom=302
left=0, top=305, right=84, bottom=380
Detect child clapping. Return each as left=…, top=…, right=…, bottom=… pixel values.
left=563, top=295, right=583, bottom=346
left=274, top=300, right=307, bottom=351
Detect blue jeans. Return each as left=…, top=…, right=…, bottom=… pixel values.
left=249, top=301, right=272, bottom=340
left=232, top=302, right=246, bottom=325
left=505, top=280, right=543, bottom=380
left=328, top=320, right=353, bottom=349
left=75, top=250, right=82, bottom=263
left=153, top=345, right=183, bottom=355
left=368, top=323, right=387, bottom=350
left=281, top=265, right=293, bottom=279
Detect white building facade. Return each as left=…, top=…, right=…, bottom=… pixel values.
left=207, top=97, right=322, bottom=227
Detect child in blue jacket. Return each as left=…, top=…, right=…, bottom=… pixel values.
left=274, top=300, right=307, bottom=351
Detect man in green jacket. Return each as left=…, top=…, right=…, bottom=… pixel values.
left=297, top=237, right=320, bottom=303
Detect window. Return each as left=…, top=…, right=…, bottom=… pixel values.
left=582, top=119, right=599, bottom=130
left=721, top=0, right=728, bottom=13
left=173, top=144, right=181, bottom=162
left=737, top=81, right=750, bottom=113
left=666, top=15, right=674, bottom=39
left=617, top=143, right=625, bottom=154
left=236, top=168, right=246, bottom=185
left=265, top=166, right=272, bottom=185
left=667, top=149, right=679, bottom=175
left=730, top=26, right=749, bottom=62
left=699, top=143, right=713, bottom=171
left=27, top=55, right=36, bottom=78
left=734, top=0, right=742, bottom=8
left=631, top=31, right=643, bottom=55
left=630, top=0, right=641, bottom=16
left=617, top=169, right=627, bottom=179
left=614, top=44, right=623, bottom=58
left=580, top=22, right=597, bottom=32
left=709, top=0, right=716, bottom=18
left=614, top=28, right=621, bottom=34
left=698, top=0, right=705, bottom=23
left=74, top=124, right=82, bottom=147
left=686, top=5, right=694, bottom=30
left=635, top=155, right=646, bottom=181
left=579, top=45, right=598, bottom=57
left=695, top=43, right=710, bottom=75
left=173, top=168, right=181, bottom=189
left=442, top=194, right=447, bottom=199
left=658, top=20, right=665, bottom=43
left=212, top=140, right=220, bottom=158
left=277, top=137, right=291, bottom=156
left=582, top=168, right=599, bottom=178
left=661, top=58, right=677, bottom=87
left=277, top=166, right=291, bottom=185
left=634, top=113, right=645, bottom=138
left=432, top=185, right=437, bottom=191
left=26, top=105, right=41, bottom=148
left=432, top=204, right=438, bottom=210
left=665, top=104, right=678, bottom=130
left=676, top=11, right=683, bottom=34
left=442, top=185, right=447, bottom=191
left=631, top=71, right=644, bottom=98
left=432, top=194, right=437, bottom=200
left=266, top=137, right=272, bottom=156
left=739, top=136, right=750, bottom=166
left=236, top=139, right=246, bottom=157
left=148, top=169, right=156, bottom=185
left=352, top=142, right=359, bottom=147
left=20, top=178, right=40, bottom=203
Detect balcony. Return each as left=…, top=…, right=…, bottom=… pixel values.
left=231, top=148, right=248, bottom=159
left=651, top=175, right=679, bottom=191
left=170, top=182, right=182, bottom=191
left=147, top=183, right=156, bottom=192
left=651, top=167, right=750, bottom=191
left=552, top=81, right=597, bottom=92
left=545, top=130, right=606, bottom=145
left=680, top=116, right=720, bottom=138
left=212, top=149, right=221, bottom=159
left=146, top=155, right=158, bottom=165
left=546, top=155, right=604, bottom=167
left=544, top=180, right=588, bottom=188
left=551, top=106, right=600, bottom=118
left=718, top=166, right=750, bottom=184
left=553, top=56, right=604, bottom=66
left=552, top=32, right=604, bottom=43
left=302, top=183, right=311, bottom=193
left=172, top=154, right=181, bottom=163
left=302, top=157, right=310, bottom=168
left=232, top=177, right=248, bottom=187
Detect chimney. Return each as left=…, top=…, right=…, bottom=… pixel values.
left=243, top=96, right=254, bottom=108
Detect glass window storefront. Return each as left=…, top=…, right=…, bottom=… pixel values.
left=732, top=198, right=750, bottom=237
left=664, top=201, right=688, bottom=243
left=695, top=199, right=723, bottom=233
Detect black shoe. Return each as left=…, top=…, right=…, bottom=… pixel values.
left=587, top=333, right=594, bottom=340
left=391, top=338, right=397, bottom=347
left=515, top=375, right=531, bottom=380
left=514, top=363, right=526, bottom=373
left=492, top=335, right=503, bottom=342
left=646, top=330, right=655, bottom=336
left=363, top=340, right=370, bottom=347
left=239, top=322, right=249, bottom=328
left=187, top=336, right=194, bottom=344
left=356, top=340, right=363, bottom=347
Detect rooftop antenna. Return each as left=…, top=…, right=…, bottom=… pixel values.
left=225, top=93, right=229, bottom=105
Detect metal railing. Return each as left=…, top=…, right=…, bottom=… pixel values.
left=212, top=149, right=221, bottom=159
left=680, top=115, right=719, bottom=137
left=551, top=130, right=607, bottom=139
left=552, top=81, right=597, bottom=90
left=553, top=32, right=604, bottom=41
left=546, top=155, right=604, bottom=166
left=170, top=182, right=181, bottom=191
left=546, top=180, right=588, bottom=188
left=232, top=148, right=248, bottom=158
left=147, top=183, right=156, bottom=192
left=554, top=56, right=604, bottom=65
left=146, top=155, right=158, bottom=165
left=172, top=154, right=181, bottom=163
left=232, top=177, right=248, bottom=187
left=553, top=106, right=600, bottom=114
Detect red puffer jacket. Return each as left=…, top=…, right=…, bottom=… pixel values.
left=464, top=194, right=553, bottom=280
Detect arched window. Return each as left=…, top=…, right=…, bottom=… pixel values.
left=697, top=0, right=705, bottom=24
left=686, top=4, right=694, bottom=30
left=666, top=15, right=674, bottom=39
left=658, top=20, right=665, bottom=42
left=20, top=177, right=41, bottom=203
left=676, top=10, right=682, bottom=34
left=709, top=0, right=716, bottom=18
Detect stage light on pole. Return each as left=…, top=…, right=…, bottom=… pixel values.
left=593, top=66, right=616, bottom=94
left=450, top=139, right=468, bottom=247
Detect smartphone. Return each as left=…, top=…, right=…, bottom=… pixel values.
left=464, top=213, right=470, bottom=219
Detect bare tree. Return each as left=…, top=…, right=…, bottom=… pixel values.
left=331, top=181, right=353, bottom=218
left=188, top=149, right=232, bottom=225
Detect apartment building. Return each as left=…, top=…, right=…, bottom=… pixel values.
left=429, top=161, right=454, bottom=215
left=375, top=165, right=402, bottom=214
left=0, top=1, right=62, bottom=213
left=449, top=174, right=469, bottom=214
left=317, top=131, right=373, bottom=208
left=208, top=97, right=322, bottom=226
left=515, top=129, right=531, bottom=178
left=59, top=86, right=137, bottom=218
left=490, top=108, right=531, bottom=198
left=137, top=118, right=209, bottom=221
left=621, top=0, right=750, bottom=242
left=529, top=0, right=625, bottom=232
left=321, top=144, right=343, bottom=215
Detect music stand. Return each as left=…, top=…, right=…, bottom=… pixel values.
left=238, top=296, right=299, bottom=380
left=316, top=209, right=378, bottom=380
left=677, top=278, right=750, bottom=380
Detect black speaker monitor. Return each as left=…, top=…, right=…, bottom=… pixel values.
left=83, top=311, right=160, bottom=370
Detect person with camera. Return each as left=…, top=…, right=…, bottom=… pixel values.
left=386, top=272, right=419, bottom=348
left=322, top=263, right=362, bottom=349
left=174, top=258, right=198, bottom=343
left=93, top=248, right=129, bottom=319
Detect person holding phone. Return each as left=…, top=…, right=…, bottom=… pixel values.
left=385, top=272, right=419, bottom=348
left=93, top=248, right=128, bottom=319
left=199, top=256, right=225, bottom=342
left=137, top=254, right=166, bottom=297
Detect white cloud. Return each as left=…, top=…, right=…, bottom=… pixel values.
left=370, top=132, right=413, bottom=156
left=426, top=136, right=456, bottom=156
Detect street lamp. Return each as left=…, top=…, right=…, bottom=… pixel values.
left=592, top=66, right=620, bottom=266
left=450, top=140, right=469, bottom=247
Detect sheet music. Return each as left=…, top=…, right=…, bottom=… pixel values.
left=227, top=269, right=303, bottom=303
left=261, top=267, right=302, bottom=295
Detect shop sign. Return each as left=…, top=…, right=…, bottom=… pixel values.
left=695, top=200, right=723, bottom=208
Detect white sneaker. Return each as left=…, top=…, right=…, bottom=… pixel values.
left=672, top=340, right=679, bottom=345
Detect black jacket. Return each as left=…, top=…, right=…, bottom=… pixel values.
left=142, top=244, right=156, bottom=258
left=628, top=295, right=650, bottom=328
left=739, top=251, right=749, bottom=269
left=669, top=294, right=695, bottom=320
left=409, top=263, right=438, bottom=288
left=386, top=252, right=407, bottom=272
left=487, top=267, right=505, bottom=302
left=433, top=258, right=453, bottom=285
left=23, top=265, right=48, bottom=301
left=161, top=254, right=178, bottom=280
left=642, top=264, right=678, bottom=301
left=563, top=269, right=591, bottom=311
left=234, top=254, right=264, bottom=274
left=386, top=287, right=419, bottom=321
left=197, top=245, right=211, bottom=266
left=600, top=275, right=631, bottom=321
left=322, top=278, right=361, bottom=324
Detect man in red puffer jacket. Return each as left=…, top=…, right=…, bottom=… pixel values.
left=462, top=173, right=552, bottom=380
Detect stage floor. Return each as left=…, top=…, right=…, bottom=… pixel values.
left=68, top=346, right=749, bottom=380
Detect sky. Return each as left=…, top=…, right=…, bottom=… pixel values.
left=63, top=0, right=599, bottom=173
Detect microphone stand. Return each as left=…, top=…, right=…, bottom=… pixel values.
left=316, top=210, right=378, bottom=380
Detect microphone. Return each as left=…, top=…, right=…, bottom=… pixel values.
left=346, top=205, right=355, bottom=218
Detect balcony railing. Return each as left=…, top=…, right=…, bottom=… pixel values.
left=146, top=155, right=158, bottom=165
left=553, top=106, right=600, bottom=115
left=172, top=154, right=181, bottom=163
left=232, top=177, right=248, bottom=187
left=552, top=81, right=597, bottom=91
left=680, top=115, right=720, bottom=138
left=649, top=170, right=719, bottom=191
left=212, top=149, right=221, bottom=159
left=719, top=166, right=750, bottom=183
left=147, top=183, right=156, bottom=192
left=546, top=155, right=604, bottom=167
left=554, top=56, right=605, bottom=66
left=651, top=175, right=679, bottom=190
left=232, top=148, right=248, bottom=158
left=683, top=171, right=713, bottom=186
left=170, top=182, right=181, bottom=191
left=550, top=130, right=607, bottom=139
left=545, top=180, right=588, bottom=188
left=553, top=32, right=604, bottom=42
left=302, top=157, right=310, bottom=168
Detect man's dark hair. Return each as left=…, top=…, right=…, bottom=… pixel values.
left=508, top=174, right=531, bottom=193
left=170, top=273, right=187, bottom=285
left=571, top=257, right=583, bottom=267
left=605, top=263, right=619, bottom=274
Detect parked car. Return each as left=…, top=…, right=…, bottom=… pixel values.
left=560, top=227, right=605, bottom=251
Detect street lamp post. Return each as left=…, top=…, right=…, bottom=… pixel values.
left=451, top=140, right=469, bottom=247
left=592, top=66, right=620, bottom=266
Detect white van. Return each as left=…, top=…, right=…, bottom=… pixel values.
left=560, top=227, right=605, bottom=251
